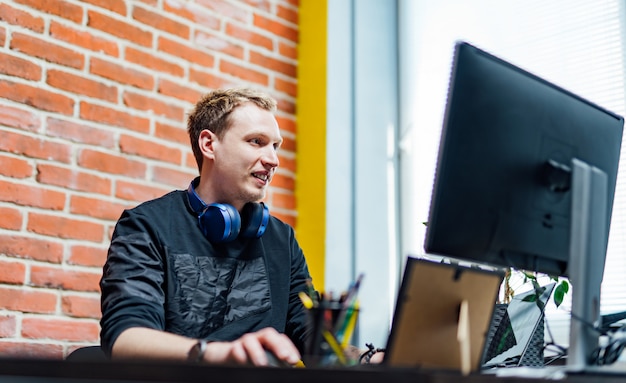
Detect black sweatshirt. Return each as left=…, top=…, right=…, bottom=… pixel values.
left=100, top=189, right=312, bottom=357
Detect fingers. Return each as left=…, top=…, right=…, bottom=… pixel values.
left=234, top=328, right=300, bottom=367
left=255, top=328, right=301, bottom=365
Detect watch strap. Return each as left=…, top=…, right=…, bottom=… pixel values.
left=188, top=339, right=208, bottom=363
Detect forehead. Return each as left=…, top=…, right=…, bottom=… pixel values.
left=227, top=103, right=281, bottom=139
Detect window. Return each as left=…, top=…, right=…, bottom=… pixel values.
left=400, top=0, right=626, bottom=347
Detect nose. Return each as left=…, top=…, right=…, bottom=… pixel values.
left=262, top=147, right=279, bottom=169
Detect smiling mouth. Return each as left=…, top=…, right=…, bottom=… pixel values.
left=253, top=173, right=269, bottom=182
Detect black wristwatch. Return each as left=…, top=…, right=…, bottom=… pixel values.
left=187, top=339, right=208, bottom=363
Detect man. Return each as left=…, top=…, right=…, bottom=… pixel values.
left=100, top=88, right=309, bottom=366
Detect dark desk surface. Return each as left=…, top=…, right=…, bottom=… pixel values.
left=1, top=358, right=626, bottom=383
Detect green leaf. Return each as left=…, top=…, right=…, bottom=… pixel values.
left=553, top=280, right=569, bottom=308
left=522, top=295, right=538, bottom=303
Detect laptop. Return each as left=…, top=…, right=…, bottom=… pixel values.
left=481, top=282, right=556, bottom=368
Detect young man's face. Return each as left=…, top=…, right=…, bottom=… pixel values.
left=209, top=102, right=282, bottom=208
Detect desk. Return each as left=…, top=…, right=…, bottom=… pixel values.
left=0, top=358, right=625, bottom=383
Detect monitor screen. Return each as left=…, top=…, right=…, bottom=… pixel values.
left=424, top=41, right=624, bottom=278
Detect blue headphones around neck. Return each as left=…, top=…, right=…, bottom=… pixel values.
left=187, top=177, right=270, bottom=243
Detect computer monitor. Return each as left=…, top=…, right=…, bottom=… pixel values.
left=424, top=41, right=624, bottom=371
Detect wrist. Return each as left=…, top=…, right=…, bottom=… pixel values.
left=187, top=339, right=209, bottom=363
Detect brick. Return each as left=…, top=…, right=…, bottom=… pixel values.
left=272, top=190, right=296, bottom=210
left=277, top=3, right=298, bottom=24
left=0, top=129, right=72, bottom=164
left=0, top=153, right=33, bottom=178
left=278, top=41, right=297, bottom=60
left=115, top=180, right=170, bottom=203
left=154, top=120, right=190, bottom=146
left=78, top=148, right=147, bottom=178
left=50, top=20, right=119, bottom=57
left=0, top=341, right=64, bottom=359
left=0, top=341, right=63, bottom=359
left=197, top=0, right=247, bottom=22
left=254, top=14, right=298, bottom=43
left=0, top=25, right=5, bottom=45
left=68, top=244, right=108, bottom=267
left=47, top=69, right=117, bottom=102
left=280, top=134, right=296, bottom=153
left=79, top=102, right=150, bottom=133
left=14, top=0, right=84, bottom=23
left=278, top=153, right=296, bottom=173
left=133, top=6, right=190, bottom=39
left=0, top=104, right=41, bottom=132
left=0, top=234, right=64, bottom=263
left=163, top=0, right=220, bottom=29
left=90, top=57, right=154, bottom=90
left=250, top=51, right=296, bottom=78
left=157, top=36, right=215, bottom=68
left=11, top=32, right=84, bottom=69
left=0, top=79, right=74, bottom=115
left=269, top=172, right=294, bottom=191
left=243, top=0, right=271, bottom=12
left=219, top=60, right=269, bottom=86
left=21, top=317, right=100, bottom=342
left=0, top=52, right=42, bottom=80
left=0, top=179, right=65, bottom=210
left=185, top=151, right=198, bottom=170
left=158, top=77, right=203, bottom=105
left=27, top=212, right=104, bottom=242
left=275, top=115, right=296, bottom=134
left=125, top=47, right=184, bottom=78
left=0, top=3, right=45, bottom=33
left=0, top=205, right=24, bottom=231
left=30, top=265, right=101, bottom=293
left=151, top=165, right=195, bottom=189
left=119, top=133, right=183, bottom=164
left=69, top=194, right=127, bottom=221
left=61, top=294, right=101, bottom=319
left=122, top=90, right=185, bottom=121
left=0, top=258, right=26, bottom=284
left=0, top=315, right=17, bottom=337
left=276, top=97, right=295, bottom=115
left=194, top=31, right=244, bottom=60
left=189, top=68, right=231, bottom=89
left=37, top=163, right=112, bottom=195
left=275, top=76, right=297, bottom=97
left=273, top=211, right=296, bottom=228
left=87, top=9, right=152, bottom=47
left=226, top=22, right=273, bottom=51
left=80, top=0, right=126, bottom=15
left=46, top=117, right=116, bottom=148
left=0, top=286, right=57, bottom=313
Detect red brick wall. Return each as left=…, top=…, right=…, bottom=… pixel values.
left=0, top=0, right=299, bottom=359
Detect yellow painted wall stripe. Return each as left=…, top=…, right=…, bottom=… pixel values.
left=296, top=0, right=327, bottom=290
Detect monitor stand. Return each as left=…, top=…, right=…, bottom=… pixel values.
left=566, top=158, right=608, bottom=372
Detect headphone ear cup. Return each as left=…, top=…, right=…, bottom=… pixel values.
left=240, top=202, right=270, bottom=238
left=199, top=203, right=242, bottom=243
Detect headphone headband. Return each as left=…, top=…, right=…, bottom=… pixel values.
left=186, top=177, right=269, bottom=243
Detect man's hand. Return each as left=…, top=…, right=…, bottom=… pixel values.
left=112, top=327, right=300, bottom=367
left=203, top=328, right=301, bottom=367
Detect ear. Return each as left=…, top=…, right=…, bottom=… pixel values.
left=199, top=129, right=217, bottom=160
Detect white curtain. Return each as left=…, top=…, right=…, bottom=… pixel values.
left=400, top=0, right=626, bottom=349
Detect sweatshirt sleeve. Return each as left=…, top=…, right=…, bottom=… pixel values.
left=99, top=209, right=167, bottom=357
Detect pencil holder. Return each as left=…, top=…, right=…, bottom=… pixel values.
left=303, top=302, right=359, bottom=367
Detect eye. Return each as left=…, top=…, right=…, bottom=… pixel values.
left=250, top=137, right=262, bottom=145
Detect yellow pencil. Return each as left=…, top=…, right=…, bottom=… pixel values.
left=298, top=291, right=314, bottom=309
